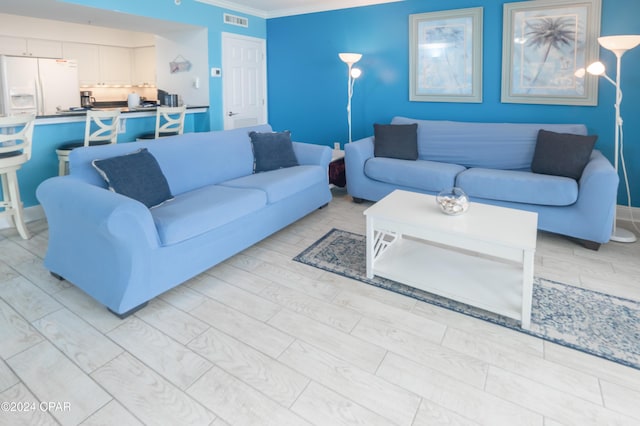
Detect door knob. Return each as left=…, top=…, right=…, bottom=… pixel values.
left=228, top=111, right=240, bottom=117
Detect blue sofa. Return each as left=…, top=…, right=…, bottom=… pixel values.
left=345, top=117, right=619, bottom=248
left=37, top=124, right=332, bottom=316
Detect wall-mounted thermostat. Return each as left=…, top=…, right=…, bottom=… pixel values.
left=211, top=68, right=221, bottom=77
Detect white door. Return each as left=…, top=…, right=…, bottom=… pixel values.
left=221, top=33, right=267, bottom=130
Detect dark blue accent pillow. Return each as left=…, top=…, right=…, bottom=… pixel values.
left=92, top=148, right=173, bottom=208
left=531, top=129, right=597, bottom=180
left=249, top=130, right=299, bottom=173
left=374, top=123, right=418, bottom=160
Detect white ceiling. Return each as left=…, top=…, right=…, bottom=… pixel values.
left=0, top=0, right=197, bottom=33
left=195, top=0, right=403, bottom=19
left=0, top=0, right=403, bottom=32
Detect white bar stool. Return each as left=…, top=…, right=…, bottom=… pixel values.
left=56, top=110, right=120, bottom=176
left=0, top=114, right=35, bottom=239
left=137, top=106, right=186, bottom=140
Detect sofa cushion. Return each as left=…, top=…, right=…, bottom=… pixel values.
left=250, top=131, right=299, bottom=173
left=373, top=123, right=418, bottom=160
left=221, top=165, right=325, bottom=204
left=531, top=129, right=597, bottom=180
left=456, top=168, right=578, bottom=206
left=92, top=148, right=173, bottom=209
left=391, top=116, right=588, bottom=170
left=364, top=157, right=466, bottom=193
left=151, top=185, right=267, bottom=245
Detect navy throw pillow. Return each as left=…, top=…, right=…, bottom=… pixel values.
left=374, top=123, right=418, bottom=160
left=249, top=130, right=299, bottom=173
left=92, top=148, right=173, bottom=208
left=531, top=129, right=597, bottom=180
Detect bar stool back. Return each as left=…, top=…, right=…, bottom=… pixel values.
left=56, top=110, right=120, bottom=175
left=0, top=114, right=35, bottom=239
left=137, top=106, right=186, bottom=140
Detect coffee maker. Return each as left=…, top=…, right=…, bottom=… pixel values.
left=80, top=91, right=95, bottom=108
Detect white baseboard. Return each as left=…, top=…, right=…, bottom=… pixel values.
left=616, top=204, right=640, bottom=223
left=0, top=205, right=45, bottom=230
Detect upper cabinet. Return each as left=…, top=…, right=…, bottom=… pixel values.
left=62, top=42, right=155, bottom=87
left=98, top=46, right=132, bottom=86
left=62, top=42, right=100, bottom=86
left=132, top=46, right=156, bottom=86
left=0, top=36, right=62, bottom=58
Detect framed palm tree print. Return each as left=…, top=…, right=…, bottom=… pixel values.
left=501, top=0, right=601, bottom=105
left=409, top=7, right=483, bottom=103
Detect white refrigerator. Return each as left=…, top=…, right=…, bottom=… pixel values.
left=0, top=55, right=80, bottom=116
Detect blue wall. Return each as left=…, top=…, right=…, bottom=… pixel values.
left=266, top=0, right=640, bottom=207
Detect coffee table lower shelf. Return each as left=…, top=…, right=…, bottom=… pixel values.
left=369, top=237, right=524, bottom=322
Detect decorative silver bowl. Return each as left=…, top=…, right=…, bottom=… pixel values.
left=436, top=187, right=469, bottom=215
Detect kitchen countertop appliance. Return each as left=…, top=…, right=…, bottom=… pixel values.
left=80, top=90, right=95, bottom=108
left=0, top=55, right=80, bottom=116
left=157, top=89, right=179, bottom=107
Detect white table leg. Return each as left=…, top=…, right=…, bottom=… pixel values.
left=366, top=218, right=374, bottom=279
left=521, top=249, right=535, bottom=329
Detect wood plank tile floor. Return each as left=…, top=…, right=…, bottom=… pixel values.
left=1, top=188, right=640, bottom=425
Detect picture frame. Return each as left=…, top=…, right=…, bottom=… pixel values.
left=409, top=7, right=483, bottom=103
left=501, top=0, right=602, bottom=106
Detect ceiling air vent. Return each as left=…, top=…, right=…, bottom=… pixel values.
left=224, top=13, right=248, bottom=28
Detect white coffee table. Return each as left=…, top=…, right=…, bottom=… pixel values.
left=363, top=190, right=537, bottom=329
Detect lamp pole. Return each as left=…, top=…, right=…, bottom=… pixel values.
left=338, top=53, right=362, bottom=143
left=596, top=35, right=640, bottom=242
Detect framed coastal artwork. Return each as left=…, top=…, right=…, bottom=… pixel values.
left=409, top=7, right=483, bottom=103
left=501, top=0, right=602, bottom=105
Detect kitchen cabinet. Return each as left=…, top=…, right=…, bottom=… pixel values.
left=0, top=36, right=62, bottom=58
left=132, top=46, right=156, bottom=86
left=62, top=43, right=132, bottom=86
left=62, top=42, right=100, bottom=85
left=99, top=46, right=132, bottom=86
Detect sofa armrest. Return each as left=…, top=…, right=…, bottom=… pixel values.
left=345, top=136, right=375, bottom=162
left=37, top=176, right=160, bottom=248
left=37, top=176, right=161, bottom=296
left=37, top=176, right=165, bottom=311
left=578, top=150, right=619, bottom=201
left=292, top=142, right=332, bottom=168
left=574, top=150, right=619, bottom=242
left=344, top=137, right=375, bottom=197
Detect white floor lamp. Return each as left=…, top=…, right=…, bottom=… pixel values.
left=338, top=53, right=362, bottom=144
left=586, top=35, right=640, bottom=243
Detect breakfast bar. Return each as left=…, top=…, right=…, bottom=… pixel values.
left=16, top=105, right=209, bottom=211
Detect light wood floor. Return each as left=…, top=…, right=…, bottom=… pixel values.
left=1, top=189, right=640, bottom=426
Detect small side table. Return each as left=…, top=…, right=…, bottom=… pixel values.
left=329, top=149, right=346, bottom=188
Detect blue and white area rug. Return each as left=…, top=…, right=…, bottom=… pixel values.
left=293, top=228, right=640, bottom=370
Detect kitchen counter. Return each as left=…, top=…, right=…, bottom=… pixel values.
left=20, top=105, right=210, bottom=211
left=36, top=105, right=209, bottom=125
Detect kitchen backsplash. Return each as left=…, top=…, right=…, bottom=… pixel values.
left=88, top=86, right=157, bottom=102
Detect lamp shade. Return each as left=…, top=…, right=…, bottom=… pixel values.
left=586, top=61, right=605, bottom=76
left=598, top=35, right=640, bottom=56
left=339, top=53, right=362, bottom=66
